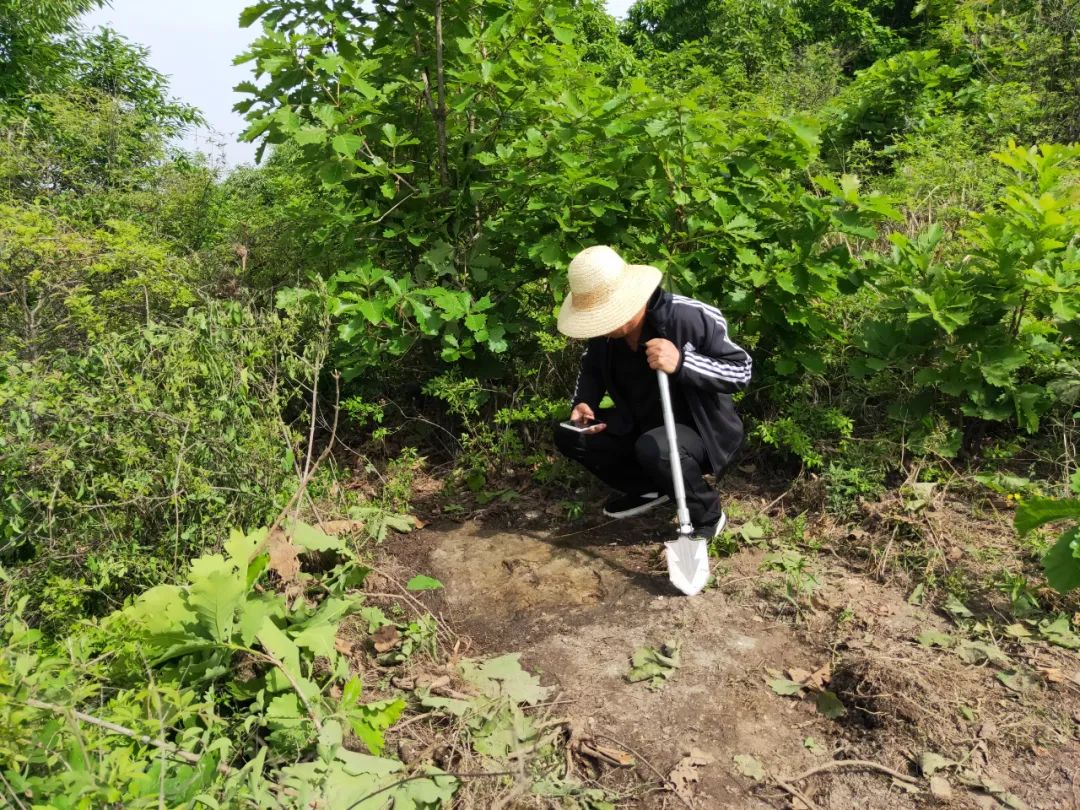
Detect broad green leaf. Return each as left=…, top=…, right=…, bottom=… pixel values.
left=342, top=676, right=362, bottom=706
left=1003, top=623, right=1032, bottom=639
left=359, top=606, right=391, bottom=632
left=266, top=692, right=305, bottom=731
left=318, top=719, right=344, bottom=764
left=955, top=640, right=1009, bottom=666
left=1038, top=614, right=1080, bottom=650
left=225, top=528, right=265, bottom=568
left=257, top=616, right=320, bottom=703
left=917, top=628, right=954, bottom=648
left=332, top=134, right=365, bottom=157
left=997, top=667, right=1040, bottom=694
left=459, top=653, right=551, bottom=704
left=624, top=642, right=681, bottom=692
left=190, top=569, right=245, bottom=643
left=419, top=694, right=474, bottom=716
left=289, top=521, right=346, bottom=552
left=314, top=54, right=344, bottom=75
left=1015, top=497, right=1080, bottom=535
left=768, top=678, right=805, bottom=696
left=815, top=690, right=846, bottom=719
left=127, top=584, right=196, bottom=635
left=943, top=593, right=974, bottom=621
left=550, top=24, right=574, bottom=44
left=382, top=513, right=415, bottom=534
left=406, top=575, right=443, bottom=591
left=239, top=593, right=286, bottom=646
left=294, top=126, right=328, bottom=146
left=1043, top=527, right=1080, bottom=594
left=347, top=697, right=405, bottom=755
left=239, top=3, right=273, bottom=28
left=293, top=622, right=338, bottom=659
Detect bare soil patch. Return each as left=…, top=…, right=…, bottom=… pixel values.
left=380, top=485, right=1080, bottom=809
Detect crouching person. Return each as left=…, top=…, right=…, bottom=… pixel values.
left=552, top=245, right=751, bottom=539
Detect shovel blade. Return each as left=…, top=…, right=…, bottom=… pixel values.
left=664, top=536, right=710, bottom=596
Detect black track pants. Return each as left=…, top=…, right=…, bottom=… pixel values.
left=553, top=420, right=723, bottom=528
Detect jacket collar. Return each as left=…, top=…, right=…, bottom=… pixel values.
left=645, top=287, right=672, bottom=335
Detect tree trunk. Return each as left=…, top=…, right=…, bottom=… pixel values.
left=434, top=0, right=449, bottom=188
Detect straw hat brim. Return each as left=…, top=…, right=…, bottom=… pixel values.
left=557, top=264, right=663, bottom=339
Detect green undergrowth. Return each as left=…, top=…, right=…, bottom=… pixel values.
left=0, top=521, right=610, bottom=809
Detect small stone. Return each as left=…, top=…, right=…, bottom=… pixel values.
left=398, top=740, right=420, bottom=764
left=930, top=776, right=952, bottom=800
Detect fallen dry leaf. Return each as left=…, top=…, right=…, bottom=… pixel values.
left=670, top=749, right=716, bottom=803
left=731, top=753, right=764, bottom=781
left=1038, top=667, right=1065, bottom=684
left=785, top=662, right=830, bottom=690
left=268, top=533, right=300, bottom=583
left=787, top=667, right=813, bottom=684
left=372, top=624, right=402, bottom=653
left=315, top=519, right=366, bottom=536
left=807, top=662, right=831, bottom=690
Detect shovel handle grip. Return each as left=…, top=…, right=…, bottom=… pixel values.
left=657, top=370, right=693, bottom=535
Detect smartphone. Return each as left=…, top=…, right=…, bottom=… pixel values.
left=559, top=420, right=605, bottom=434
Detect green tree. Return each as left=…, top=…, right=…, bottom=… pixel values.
left=0, top=0, right=103, bottom=103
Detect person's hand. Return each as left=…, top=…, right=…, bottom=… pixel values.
left=570, top=402, right=605, bottom=433
left=645, top=338, right=680, bottom=374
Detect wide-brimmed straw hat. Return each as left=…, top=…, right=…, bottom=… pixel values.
left=557, top=245, right=662, bottom=339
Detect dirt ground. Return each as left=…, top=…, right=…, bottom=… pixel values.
left=380, top=477, right=1080, bottom=809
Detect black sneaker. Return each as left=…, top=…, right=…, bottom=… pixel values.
left=603, top=491, right=670, bottom=519
left=694, top=510, right=728, bottom=540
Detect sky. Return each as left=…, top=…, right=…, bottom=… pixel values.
left=81, top=0, right=637, bottom=168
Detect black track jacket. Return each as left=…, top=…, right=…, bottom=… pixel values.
left=570, top=290, right=752, bottom=475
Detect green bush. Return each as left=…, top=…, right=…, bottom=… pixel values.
left=0, top=523, right=451, bottom=807
left=0, top=302, right=301, bottom=629
left=853, top=142, right=1080, bottom=440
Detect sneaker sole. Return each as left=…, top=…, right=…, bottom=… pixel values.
left=713, top=511, right=727, bottom=537
left=603, top=495, right=671, bottom=519
left=695, top=510, right=728, bottom=540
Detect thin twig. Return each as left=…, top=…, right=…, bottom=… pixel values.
left=252, top=373, right=341, bottom=560
left=769, top=770, right=824, bottom=810
left=548, top=518, right=620, bottom=540
left=594, top=733, right=695, bottom=810
left=344, top=770, right=516, bottom=810
left=366, top=563, right=457, bottom=647
left=251, top=650, right=323, bottom=733
left=22, top=698, right=231, bottom=775
left=0, top=770, right=28, bottom=810
left=782, top=758, right=919, bottom=785
left=757, top=487, right=793, bottom=518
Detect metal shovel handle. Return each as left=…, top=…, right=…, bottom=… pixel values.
left=657, top=370, right=693, bottom=536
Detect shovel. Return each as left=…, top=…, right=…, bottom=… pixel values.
left=657, top=369, right=710, bottom=596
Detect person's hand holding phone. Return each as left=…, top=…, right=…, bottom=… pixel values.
left=566, top=403, right=606, bottom=434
